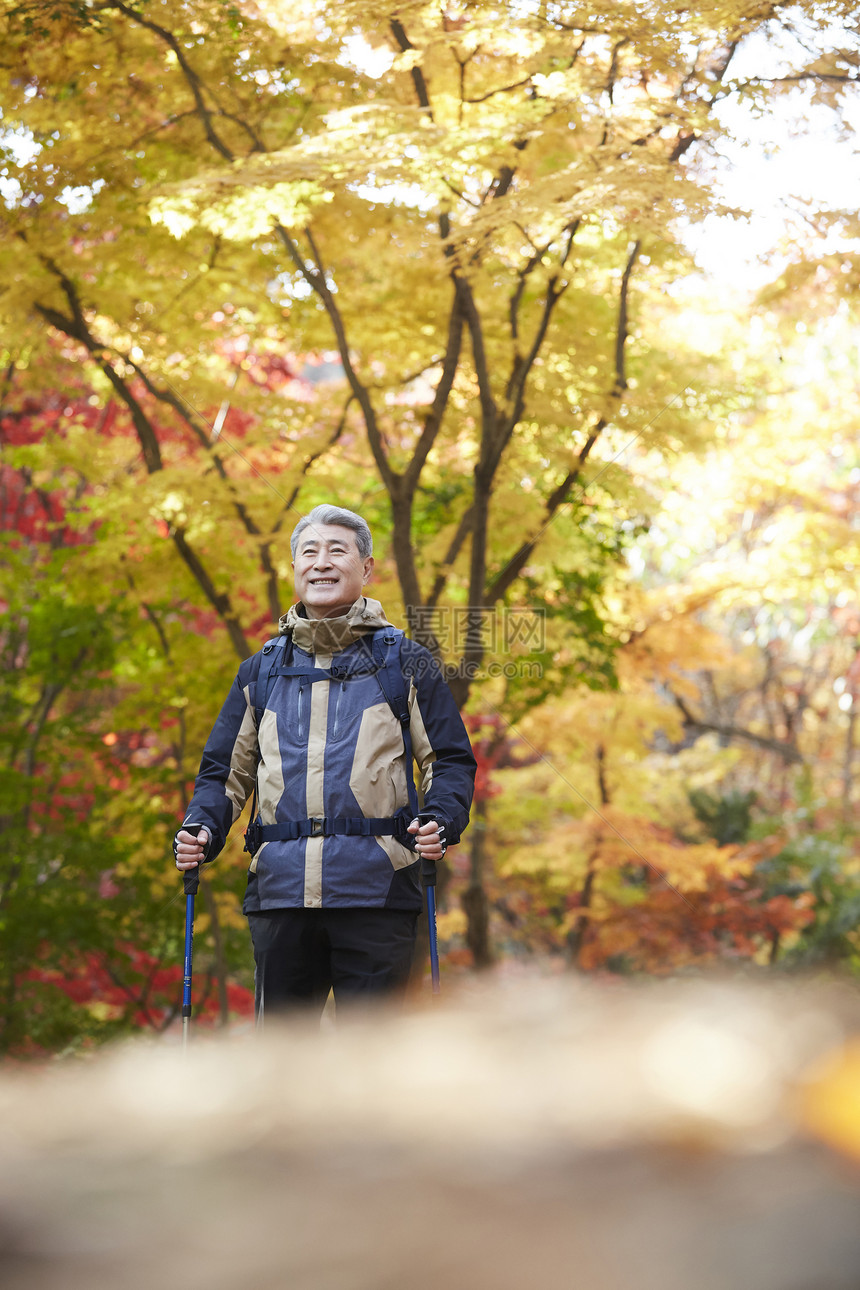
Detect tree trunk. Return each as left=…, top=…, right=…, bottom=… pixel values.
left=566, top=847, right=599, bottom=968
left=567, top=744, right=609, bottom=969
left=461, top=796, right=494, bottom=969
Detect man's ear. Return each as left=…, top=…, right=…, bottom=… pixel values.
left=363, top=556, right=375, bottom=583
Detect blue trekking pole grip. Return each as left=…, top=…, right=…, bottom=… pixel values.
left=418, top=813, right=441, bottom=995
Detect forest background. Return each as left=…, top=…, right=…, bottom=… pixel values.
left=1, top=0, right=859, bottom=1055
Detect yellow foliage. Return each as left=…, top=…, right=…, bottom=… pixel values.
left=501, top=806, right=741, bottom=896
left=436, top=908, right=468, bottom=941
left=799, top=1041, right=860, bottom=1162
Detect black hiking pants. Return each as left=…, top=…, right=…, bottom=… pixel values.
left=247, top=907, right=418, bottom=1020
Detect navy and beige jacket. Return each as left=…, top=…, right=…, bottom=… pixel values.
left=182, top=598, right=476, bottom=913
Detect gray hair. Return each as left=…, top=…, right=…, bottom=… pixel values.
left=290, top=504, right=373, bottom=560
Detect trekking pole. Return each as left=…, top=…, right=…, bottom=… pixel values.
left=421, top=857, right=441, bottom=994
left=418, top=813, right=441, bottom=995
left=181, top=863, right=200, bottom=1050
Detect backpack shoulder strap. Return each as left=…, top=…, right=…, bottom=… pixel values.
left=253, top=634, right=290, bottom=731
left=370, top=627, right=409, bottom=722
left=371, top=627, right=419, bottom=818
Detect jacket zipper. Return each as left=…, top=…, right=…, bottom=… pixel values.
left=332, top=679, right=344, bottom=740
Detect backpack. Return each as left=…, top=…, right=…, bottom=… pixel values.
left=243, top=627, right=420, bottom=856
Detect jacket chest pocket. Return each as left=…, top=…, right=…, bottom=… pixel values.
left=326, top=673, right=379, bottom=746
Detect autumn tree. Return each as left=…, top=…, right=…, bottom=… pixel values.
left=0, top=381, right=255, bottom=1053
left=502, top=296, right=860, bottom=978
left=4, top=1, right=856, bottom=669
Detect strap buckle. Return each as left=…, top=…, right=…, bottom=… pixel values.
left=309, top=817, right=326, bottom=837
left=244, top=822, right=261, bottom=855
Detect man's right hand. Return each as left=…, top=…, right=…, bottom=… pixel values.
left=174, top=828, right=210, bottom=871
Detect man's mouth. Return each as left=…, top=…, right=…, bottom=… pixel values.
left=310, top=578, right=337, bottom=585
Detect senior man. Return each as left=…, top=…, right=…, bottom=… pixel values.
left=174, top=503, right=476, bottom=1016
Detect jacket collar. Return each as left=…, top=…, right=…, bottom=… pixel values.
left=279, top=597, right=393, bottom=655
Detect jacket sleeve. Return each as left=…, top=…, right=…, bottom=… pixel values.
left=180, top=660, right=260, bottom=863
left=405, top=642, right=476, bottom=846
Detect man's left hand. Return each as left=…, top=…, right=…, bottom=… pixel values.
left=407, top=817, right=447, bottom=860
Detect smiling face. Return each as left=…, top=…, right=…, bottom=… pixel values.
left=292, top=523, right=374, bottom=619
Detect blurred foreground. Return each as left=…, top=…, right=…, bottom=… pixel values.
left=2, top=974, right=860, bottom=1290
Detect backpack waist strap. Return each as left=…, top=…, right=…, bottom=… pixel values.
left=244, top=812, right=412, bottom=855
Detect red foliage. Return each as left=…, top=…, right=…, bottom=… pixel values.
left=98, top=870, right=121, bottom=899
left=463, top=714, right=540, bottom=804
left=0, top=356, right=267, bottom=551
left=20, top=765, right=97, bottom=827
left=20, top=943, right=254, bottom=1034
left=246, top=608, right=277, bottom=638
left=582, top=872, right=815, bottom=973
left=187, top=605, right=224, bottom=637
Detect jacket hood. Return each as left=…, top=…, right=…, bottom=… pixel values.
left=278, top=597, right=393, bottom=654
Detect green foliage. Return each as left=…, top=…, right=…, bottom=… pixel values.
left=0, top=527, right=254, bottom=1055
left=689, top=788, right=758, bottom=847
left=755, top=831, right=860, bottom=971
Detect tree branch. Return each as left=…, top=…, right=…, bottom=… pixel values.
left=271, top=394, right=353, bottom=538
left=389, top=18, right=434, bottom=119
left=605, top=37, right=630, bottom=105
left=458, top=277, right=498, bottom=440
left=404, top=286, right=464, bottom=492
left=464, top=76, right=533, bottom=104
left=122, top=355, right=215, bottom=451
left=104, top=3, right=234, bottom=158
left=503, top=277, right=566, bottom=438
left=437, top=223, right=581, bottom=623
left=487, top=236, right=640, bottom=602
left=40, top=278, right=286, bottom=635
left=171, top=528, right=250, bottom=658
left=485, top=418, right=604, bottom=604
left=272, top=222, right=393, bottom=492
left=737, top=72, right=860, bottom=86
left=671, top=691, right=804, bottom=765
left=613, top=239, right=641, bottom=395
left=508, top=242, right=551, bottom=343
left=427, top=505, right=474, bottom=608
left=35, top=299, right=164, bottom=474
left=485, top=163, right=517, bottom=204
left=34, top=261, right=252, bottom=657
left=101, top=2, right=267, bottom=158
